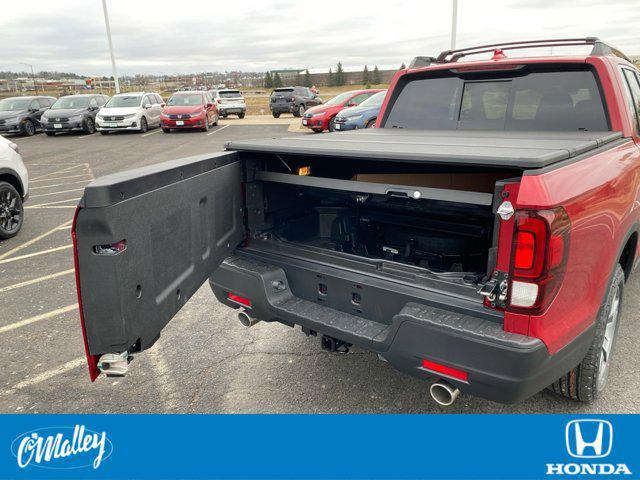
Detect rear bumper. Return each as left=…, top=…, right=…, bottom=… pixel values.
left=219, top=107, right=245, bottom=114
left=270, top=105, right=293, bottom=114
left=210, top=254, right=594, bottom=404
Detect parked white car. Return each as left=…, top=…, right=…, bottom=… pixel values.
left=209, top=89, right=246, bottom=118
left=96, top=92, right=165, bottom=134
left=0, top=135, right=28, bottom=239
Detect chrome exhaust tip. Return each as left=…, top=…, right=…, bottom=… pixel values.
left=429, top=380, right=460, bottom=406
left=237, top=310, right=260, bottom=328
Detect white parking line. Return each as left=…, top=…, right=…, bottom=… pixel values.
left=8, top=357, right=86, bottom=392
left=207, top=124, right=230, bottom=136
left=26, top=197, right=81, bottom=208
left=30, top=187, right=85, bottom=198
left=30, top=179, right=90, bottom=190
left=25, top=205, right=78, bottom=209
left=77, top=133, right=97, bottom=139
left=0, top=304, right=78, bottom=334
left=0, top=245, right=72, bottom=265
left=31, top=163, right=88, bottom=180
left=30, top=174, right=92, bottom=183
left=142, top=129, right=162, bottom=137
left=0, top=219, right=72, bottom=260
left=0, top=269, right=74, bottom=294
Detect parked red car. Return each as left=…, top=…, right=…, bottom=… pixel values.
left=161, top=91, right=219, bottom=132
left=302, top=89, right=383, bottom=132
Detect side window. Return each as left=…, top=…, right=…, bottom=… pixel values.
left=37, top=98, right=49, bottom=108
left=621, top=69, right=640, bottom=132
left=155, top=94, right=164, bottom=104
left=29, top=100, right=40, bottom=111
left=347, top=93, right=371, bottom=106
left=144, top=95, right=154, bottom=105
left=89, top=98, right=98, bottom=108
left=94, top=96, right=104, bottom=106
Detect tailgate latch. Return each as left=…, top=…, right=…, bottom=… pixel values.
left=478, top=271, right=509, bottom=307
left=97, top=351, right=132, bottom=377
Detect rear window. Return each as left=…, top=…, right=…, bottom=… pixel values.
left=272, top=88, right=294, bottom=95
left=383, top=66, right=609, bottom=132
left=219, top=90, right=242, bottom=98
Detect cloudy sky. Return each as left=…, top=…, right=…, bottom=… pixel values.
left=1, top=0, right=638, bottom=76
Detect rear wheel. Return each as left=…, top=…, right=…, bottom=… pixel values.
left=549, top=264, right=625, bottom=402
left=366, top=118, right=377, bottom=128
left=296, top=104, right=306, bottom=117
left=100, top=131, right=109, bottom=135
left=272, top=112, right=280, bottom=118
left=0, top=182, right=23, bottom=240
left=20, top=119, right=36, bottom=136
left=328, top=117, right=337, bottom=132
left=83, top=117, right=95, bottom=134
left=238, top=112, right=245, bottom=119
left=139, top=117, right=148, bottom=133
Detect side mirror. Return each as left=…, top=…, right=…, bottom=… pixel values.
left=143, top=103, right=151, bottom=109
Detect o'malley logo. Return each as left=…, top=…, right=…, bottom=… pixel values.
left=11, top=425, right=112, bottom=470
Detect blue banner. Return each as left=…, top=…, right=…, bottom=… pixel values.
left=0, top=414, right=637, bottom=479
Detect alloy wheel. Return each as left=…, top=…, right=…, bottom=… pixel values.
left=0, top=187, right=21, bottom=235
left=596, top=283, right=621, bottom=391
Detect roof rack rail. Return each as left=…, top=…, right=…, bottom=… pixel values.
left=435, top=37, right=632, bottom=64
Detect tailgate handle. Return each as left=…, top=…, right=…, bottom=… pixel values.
left=386, top=188, right=422, bottom=200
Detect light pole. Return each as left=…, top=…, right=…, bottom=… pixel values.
left=451, top=0, right=458, bottom=50
left=20, top=62, right=38, bottom=94
left=101, top=0, right=121, bottom=94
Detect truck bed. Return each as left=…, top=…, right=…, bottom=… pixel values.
left=226, top=129, right=623, bottom=169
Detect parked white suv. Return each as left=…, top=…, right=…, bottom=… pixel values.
left=209, top=89, right=246, bottom=118
left=0, top=135, right=28, bottom=239
left=96, top=92, right=165, bottom=134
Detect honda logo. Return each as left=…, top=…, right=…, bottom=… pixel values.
left=565, top=420, right=613, bottom=459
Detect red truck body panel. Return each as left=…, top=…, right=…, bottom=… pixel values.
left=379, top=52, right=640, bottom=354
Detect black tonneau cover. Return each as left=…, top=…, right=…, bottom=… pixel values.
left=226, top=129, right=623, bottom=169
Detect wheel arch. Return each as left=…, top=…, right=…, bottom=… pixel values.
left=618, top=225, right=639, bottom=280
left=0, top=169, right=24, bottom=198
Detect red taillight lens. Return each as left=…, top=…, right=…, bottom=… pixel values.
left=421, top=359, right=468, bottom=382
left=508, top=208, right=570, bottom=314
left=227, top=292, right=251, bottom=307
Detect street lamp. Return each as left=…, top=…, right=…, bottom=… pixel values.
left=451, top=0, right=458, bottom=50
left=101, top=0, right=121, bottom=94
left=19, top=62, right=38, bottom=94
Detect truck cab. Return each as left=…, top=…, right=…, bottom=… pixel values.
left=73, top=38, right=640, bottom=405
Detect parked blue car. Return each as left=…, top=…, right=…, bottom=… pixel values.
left=333, top=90, right=387, bottom=131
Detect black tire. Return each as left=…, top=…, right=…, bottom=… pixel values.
left=366, top=118, right=377, bottom=128
left=312, top=128, right=323, bottom=133
left=20, top=119, right=36, bottom=136
left=221, top=113, right=228, bottom=118
left=83, top=117, right=95, bottom=134
left=162, top=128, right=170, bottom=133
left=212, top=113, right=218, bottom=127
left=238, top=112, right=245, bottom=119
left=328, top=117, right=337, bottom=132
left=0, top=181, right=23, bottom=240
left=295, top=104, right=305, bottom=117
left=139, top=117, right=148, bottom=133
left=549, top=263, right=625, bottom=402
left=45, top=132, right=56, bottom=137
left=201, top=116, right=209, bottom=132
left=100, top=131, right=109, bottom=135
left=272, top=112, right=280, bottom=118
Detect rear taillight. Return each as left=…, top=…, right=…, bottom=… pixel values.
left=508, top=208, right=570, bottom=313
left=227, top=292, right=251, bottom=307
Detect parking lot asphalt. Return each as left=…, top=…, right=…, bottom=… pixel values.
left=1, top=123, right=639, bottom=413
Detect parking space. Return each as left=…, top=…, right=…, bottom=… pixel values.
left=1, top=124, right=639, bottom=413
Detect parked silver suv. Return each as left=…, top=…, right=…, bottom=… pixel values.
left=209, top=89, right=246, bottom=118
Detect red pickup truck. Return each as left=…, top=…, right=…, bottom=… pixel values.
left=72, top=38, right=640, bottom=405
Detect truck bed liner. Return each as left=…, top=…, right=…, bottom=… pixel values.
left=226, top=129, right=623, bottom=169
